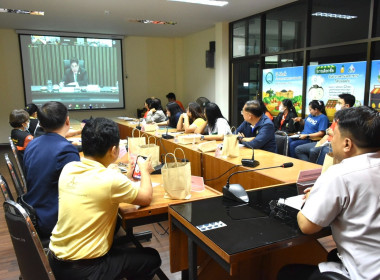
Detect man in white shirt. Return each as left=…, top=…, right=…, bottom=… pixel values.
left=278, top=106, right=380, bottom=280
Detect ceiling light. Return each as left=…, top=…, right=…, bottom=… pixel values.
left=0, top=8, right=44, bottom=16
left=168, top=0, right=228, bottom=7
left=312, top=12, right=357, bottom=20
left=129, top=19, right=177, bottom=25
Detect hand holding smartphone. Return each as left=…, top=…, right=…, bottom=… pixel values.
left=132, top=155, right=147, bottom=180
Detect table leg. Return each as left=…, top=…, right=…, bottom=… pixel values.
left=188, top=237, right=198, bottom=280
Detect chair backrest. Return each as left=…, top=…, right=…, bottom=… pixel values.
left=275, top=134, right=289, bottom=156
left=8, top=137, right=27, bottom=189
left=4, top=153, right=25, bottom=197
left=3, top=200, right=55, bottom=280
left=63, top=59, right=84, bottom=70
left=0, top=174, right=15, bottom=201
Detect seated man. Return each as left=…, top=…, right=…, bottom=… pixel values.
left=295, top=93, right=355, bottom=164
left=59, top=57, right=88, bottom=87
left=236, top=100, right=276, bottom=153
left=48, top=118, right=161, bottom=280
left=166, top=92, right=185, bottom=111
left=278, top=106, right=380, bottom=280
left=23, top=101, right=80, bottom=238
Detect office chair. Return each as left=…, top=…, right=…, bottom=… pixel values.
left=0, top=174, right=15, bottom=201
left=3, top=200, right=55, bottom=280
left=275, top=132, right=289, bottom=156
left=9, top=137, right=27, bottom=189
left=4, top=153, right=25, bottom=197
left=63, top=59, right=85, bottom=70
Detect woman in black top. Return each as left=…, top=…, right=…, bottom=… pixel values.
left=273, top=99, right=299, bottom=133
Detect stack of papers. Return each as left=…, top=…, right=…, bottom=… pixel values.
left=278, top=194, right=305, bottom=210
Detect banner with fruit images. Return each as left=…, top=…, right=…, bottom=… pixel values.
left=306, top=61, right=366, bottom=120
left=369, top=60, right=380, bottom=112
left=262, top=66, right=303, bottom=117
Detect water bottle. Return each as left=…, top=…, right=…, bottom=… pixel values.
left=47, top=80, right=52, bottom=92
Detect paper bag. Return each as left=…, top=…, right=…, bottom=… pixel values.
left=322, top=145, right=336, bottom=173
left=162, top=149, right=191, bottom=200
left=197, top=140, right=218, bottom=153
left=221, top=134, right=239, bottom=157
left=128, top=128, right=146, bottom=156
left=142, top=122, right=158, bottom=132
left=138, top=136, right=160, bottom=167
left=177, top=134, right=201, bottom=145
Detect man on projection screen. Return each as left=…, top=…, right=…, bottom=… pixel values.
left=60, top=57, right=88, bottom=87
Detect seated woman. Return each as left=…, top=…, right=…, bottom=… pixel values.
left=198, top=102, right=231, bottom=141
left=146, top=98, right=166, bottom=123
left=273, top=99, right=299, bottom=133
left=177, top=102, right=206, bottom=134
left=157, top=102, right=184, bottom=128
left=143, top=97, right=153, bottom=118
left=288, top=100, right=329, bottom=158
left=9, top=109, right=34, bottom=161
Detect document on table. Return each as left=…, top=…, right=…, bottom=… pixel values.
left=278, top=194, right=305, bottom=210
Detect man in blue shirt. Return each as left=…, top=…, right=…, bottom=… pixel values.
left=236, top=100, right=276, bottom=153
left=23, top=101, right=80, bottom=238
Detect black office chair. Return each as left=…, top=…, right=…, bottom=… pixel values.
left=0, top=174, right=15, bottom=201
left=9, top=137, right=27, bottom=189
left=318, top=272, right=350, bottom=280
left=275, top=131, right=289, bottom=156
left=4, top=153, right=25, bottom=197
left=3, top=200, right=55, bottom=280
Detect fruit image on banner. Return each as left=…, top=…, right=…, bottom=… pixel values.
left=262, top=66, right=303, bottom=116
left=369, top=60, right=380, bottom=112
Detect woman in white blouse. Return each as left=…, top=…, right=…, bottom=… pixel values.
left=199, top=102, right=231, bottom=141
left=145, top=98, right=166, bottom=123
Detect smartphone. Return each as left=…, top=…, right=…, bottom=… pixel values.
left=132, top=155, right=147, bottom=180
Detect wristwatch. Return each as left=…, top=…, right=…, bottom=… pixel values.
left=200, top=135, right=205, bottom=141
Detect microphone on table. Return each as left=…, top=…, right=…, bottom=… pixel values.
left=238, top=138, right=259, bottom=167
left=162, top=125, right=174, bottom=139
left=223, top=162, right=294, bottom=203
left=136, top=118, right=142, bottom=130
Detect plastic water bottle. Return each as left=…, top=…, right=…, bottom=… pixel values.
left=47, top=80, right=52, bottom=92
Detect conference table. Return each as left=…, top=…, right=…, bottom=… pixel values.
left=169, top=182, right=330, bottom=280
left=113, top=118, right=322, bottom=192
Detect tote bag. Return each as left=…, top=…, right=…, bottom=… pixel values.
left=138, top=136, right=160, bottom=167
left=221, top=127, right=239, bottom=158
left=162, top=148, right=191, bottom=200
left=128, top=128, right=146, bottom=156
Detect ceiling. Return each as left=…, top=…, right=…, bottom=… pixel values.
left=0, top=0, right=296, bottom=37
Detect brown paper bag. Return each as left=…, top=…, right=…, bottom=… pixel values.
left=197, top=140, right=218, bottom=153
left=322, top=145, right=336, bottom=173
left=162, top=149, right=191, bottom=200
left=221, top=134, right=239, bottom=157
left=138, top=136, right=160, bottom=167
left=128, top=128, right=146, bottom=156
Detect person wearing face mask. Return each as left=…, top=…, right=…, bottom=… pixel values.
left=273, top=99, right=299, bottom=133
left=9, top=109, right=34, bottom=162
left=295, top=93, right=355, bottom=163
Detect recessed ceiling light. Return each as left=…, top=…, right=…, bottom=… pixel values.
left=0, top=8, right=44, bottom=16
left=312, top=12, right=357, bottom=20
left=168, top=0, right=228, bottom=7
left=129, top=19, right=177, bottom=25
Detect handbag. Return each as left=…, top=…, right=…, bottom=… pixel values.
left=221, top=127, right=239, bottom=158
left=128, top=128, right=146, bottom=156
left=138, top=136, right=160, bottom=167
left=197, top=140, right=218, bottom=153
left=162, top=148, right=191, bottom=200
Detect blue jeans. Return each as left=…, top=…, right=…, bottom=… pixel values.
left=288, top=138, right=311, bottom=158
left=316, top=145, right=331, bottom=165
left=295, top=142, right=324, bottom=163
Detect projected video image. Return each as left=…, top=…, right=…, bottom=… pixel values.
left=20, top=34, right=124, bottom=110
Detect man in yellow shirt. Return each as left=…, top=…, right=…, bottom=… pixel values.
left=48, top=117, right=161, bottom=280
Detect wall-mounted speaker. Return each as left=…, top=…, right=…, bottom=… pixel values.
left=206, top=50, right=214, bottom=68
left=209, top=41, right=215, bottom=52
